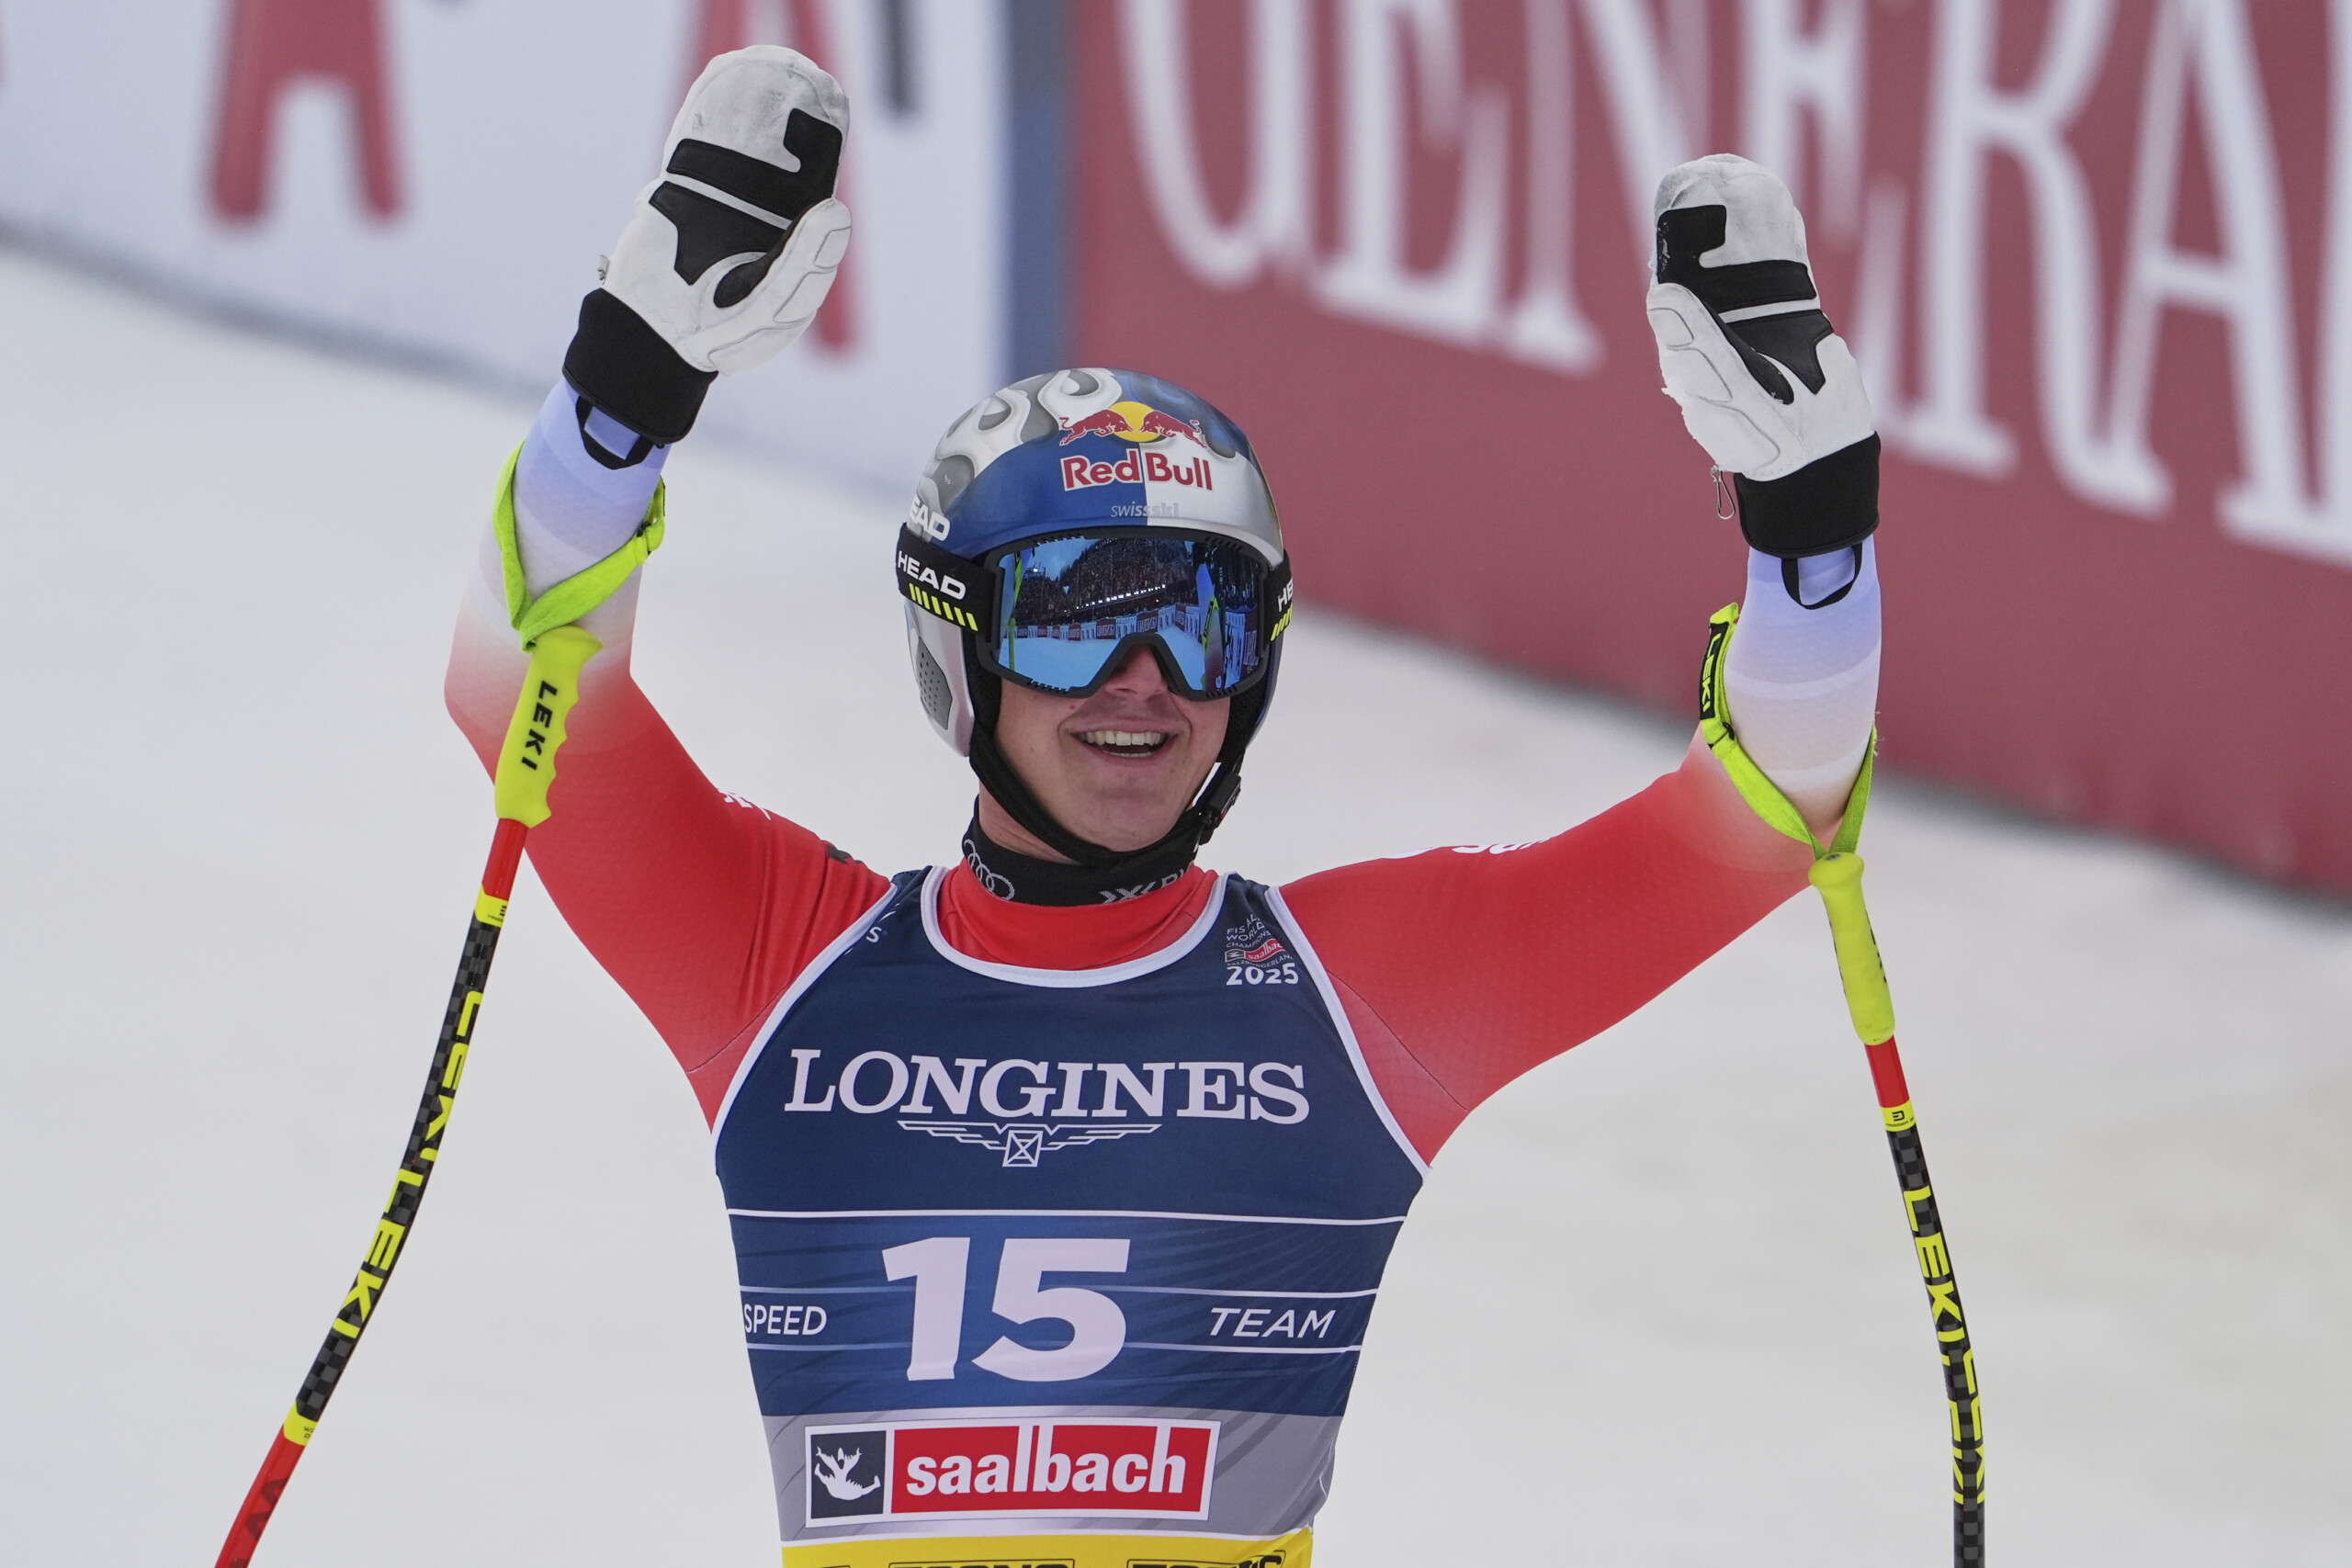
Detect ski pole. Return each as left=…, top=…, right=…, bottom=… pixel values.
left=1808, top=852, right=1984, bottom=1568
left=1697, top=604, right=1984, bottom=1565
left=214, top=624, right=601, bottom=1568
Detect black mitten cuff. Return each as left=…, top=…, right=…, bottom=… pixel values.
left=560, top=289, right=716, bottom=446
left=1732, top=433, right=1881, bottom=558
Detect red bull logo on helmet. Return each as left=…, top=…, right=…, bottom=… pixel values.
left=1060, top=446, right=1216, bottom=493
left=1057, top=400, right=1218, bottom=489
left=1057, top=400, right=1207, bottom=447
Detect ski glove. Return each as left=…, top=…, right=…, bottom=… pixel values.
left=1646, top=154, right=1877, bottom=558
left=563, top=46, right=852, bottom=446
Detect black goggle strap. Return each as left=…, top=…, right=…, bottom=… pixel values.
left=895, top=525, right=986, bottom=634
left=1263, top=558, right=1295, bottom=642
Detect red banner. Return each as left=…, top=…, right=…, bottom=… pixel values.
left=1071, top=1, right=2352, bottom=890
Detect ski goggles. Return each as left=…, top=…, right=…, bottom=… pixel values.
left=898, top=525, right=1292, bottom=700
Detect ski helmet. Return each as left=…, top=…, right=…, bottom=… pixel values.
left=897, top=367, right=1291, bottom=865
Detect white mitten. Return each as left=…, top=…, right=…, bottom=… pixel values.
left=1645, top=154, right=1877, bottom=558
left=564, top=46, right=851, bottom=444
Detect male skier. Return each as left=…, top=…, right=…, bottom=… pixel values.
left=445, top=48, right=1883, bottom=1568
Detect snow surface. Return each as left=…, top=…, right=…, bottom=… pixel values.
left=4, top=245, right=2347, bottom=1566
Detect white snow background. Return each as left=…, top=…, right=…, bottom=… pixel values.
left=4, top=245, right=2347, bottom=1566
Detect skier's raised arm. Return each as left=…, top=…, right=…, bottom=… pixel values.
left=1282, top=155, right=1885, bottom=1160
left=444, top=49, right=885, bottom=1115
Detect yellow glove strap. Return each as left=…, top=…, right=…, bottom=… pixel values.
left=490, top=444, right=667, bottom=650
left=1699, top=601, right=1894, bottom=1043
left=1697, top=601, right=1875, bottom=859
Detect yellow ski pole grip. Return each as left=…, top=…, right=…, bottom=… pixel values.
left=492, top=625, right=602, bottom=827
left=1809, top=852, right=1897, bottom=1045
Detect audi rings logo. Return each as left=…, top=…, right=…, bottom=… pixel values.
left=962, top=835, right=1017, bottom=900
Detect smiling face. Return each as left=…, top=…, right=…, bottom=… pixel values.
left=978, top=645, right=1231, bottom=858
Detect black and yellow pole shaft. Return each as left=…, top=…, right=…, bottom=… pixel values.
left=1810, top=852, right=1985, bottom=1568
left=215, top=625, right=600, bottom=1568
left=1700, top=599, right=1983, bottom=1563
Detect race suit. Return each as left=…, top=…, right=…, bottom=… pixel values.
left=441, top=387, right=1880, bottom=1568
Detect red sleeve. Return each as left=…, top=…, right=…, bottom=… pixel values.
left=447, top=616, right=889, bottom=1124
left=1281, top=734, right=1815, bottom=1164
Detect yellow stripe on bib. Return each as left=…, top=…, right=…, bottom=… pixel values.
left=784, top=1526, right=1311, bottom=1568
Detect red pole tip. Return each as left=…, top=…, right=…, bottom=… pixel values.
left=481, top=817, right=530, bottom=901
left=1864, top=1036, right=1912, bottom=1111
left=215, top=1431, right=307, bottom=1568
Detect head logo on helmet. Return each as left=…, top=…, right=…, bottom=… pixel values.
left=897, top=368, right=1289, bottom=873
left=906, top=498, right=951, bottom=540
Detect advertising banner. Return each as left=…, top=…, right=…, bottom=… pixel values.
left=1071, top=0, right=2352, bottom=890
left=0, top=0, right=1007, bottom=491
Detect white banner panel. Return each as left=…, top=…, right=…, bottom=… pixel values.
left=0, top=0, right=1005, bottom=491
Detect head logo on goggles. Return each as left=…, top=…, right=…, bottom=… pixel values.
left=897, top=530, right=980, bottom=632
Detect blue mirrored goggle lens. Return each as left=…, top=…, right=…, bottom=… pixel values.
left=988, top=533, right=1272, bottom=698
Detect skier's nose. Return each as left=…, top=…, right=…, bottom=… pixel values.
left=1100, top=643, right=1172, bottom=697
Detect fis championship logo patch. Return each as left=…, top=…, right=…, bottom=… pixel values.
left=1224, top=914, right=1287, bottom=967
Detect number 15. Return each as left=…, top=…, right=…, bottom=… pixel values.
left=881, top=1236, right=1130, bottom=1383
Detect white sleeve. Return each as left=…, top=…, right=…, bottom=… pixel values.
left=511, top=380, right=670, bottom=597
left=1721, top=540, right=1882, bottom=828
left=458, top=379, right=675, bottom=670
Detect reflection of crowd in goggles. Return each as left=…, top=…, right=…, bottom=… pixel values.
left=985, top=533, right=1273, bottom=698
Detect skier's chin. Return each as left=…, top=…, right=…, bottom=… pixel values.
left=1046, top=731, right=1203, bottom=847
